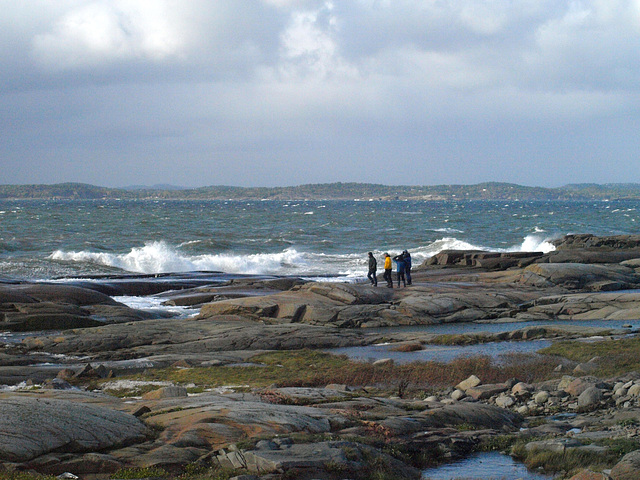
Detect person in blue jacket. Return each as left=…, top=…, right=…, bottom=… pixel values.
left=403, top=250, right=412, bottom=285
left=393, top=252, right=406, bottom=287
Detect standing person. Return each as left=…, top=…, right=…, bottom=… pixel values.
left=393, top=252, right=406, bottom=287
left=403, top=250, right=412, bottom=285
left=367, top=252, right=378, bottom=286
left=383, top=253, right=393, bottom=288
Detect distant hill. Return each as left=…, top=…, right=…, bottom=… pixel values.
left=2, top=182, right=640, bottom=201
left=121, top=184, right=189, bottom=191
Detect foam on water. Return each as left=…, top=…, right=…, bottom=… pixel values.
left=48, top=234, right=557, bottom=278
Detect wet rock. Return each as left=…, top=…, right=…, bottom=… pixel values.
left=0, top=283, right=155, bottom=331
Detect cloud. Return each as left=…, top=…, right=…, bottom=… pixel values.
left=1, top=1, right=640, bottom=188
left=31, top=1, right=185, bottom=69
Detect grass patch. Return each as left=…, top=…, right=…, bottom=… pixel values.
left=107, top=349, right=561, bottom=397
left=0, top=474, right=56, bottom=480
left=540, top=336, right=640, bottom=377
left=110, top=467, right=169, bottom=479
left=511, top=436, right=640, bottom=476
left=389, top=342, right=423, bottom=352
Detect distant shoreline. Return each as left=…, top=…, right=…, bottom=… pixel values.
left=2, top=181, right=640, bottom=201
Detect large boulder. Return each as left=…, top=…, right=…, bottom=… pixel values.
left=0, top=397, right=149, bottom=462
left=611, top=449, right=640, bottom=480
left=525, top=291, right=640, bottom=321
left=0, top=283, right=154, bottom=331
left=197, top=282, right=396, bottom=326
left=520, top=263, right=640, bottom=290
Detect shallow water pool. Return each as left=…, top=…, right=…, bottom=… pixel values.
left=422, top=451, right=553, bottom=479
left=329, top=339, right=552, bottom=364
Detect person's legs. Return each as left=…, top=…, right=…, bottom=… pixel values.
left=384, top=269, right=393, bottom=287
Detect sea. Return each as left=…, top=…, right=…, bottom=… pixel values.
left=1, top=199, right=638, bottom=284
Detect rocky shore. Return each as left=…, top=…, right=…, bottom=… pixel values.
left=3, top=234, right=640, bottom=479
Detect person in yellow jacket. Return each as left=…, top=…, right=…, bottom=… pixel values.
left=383, top=253, right=393, bottom=288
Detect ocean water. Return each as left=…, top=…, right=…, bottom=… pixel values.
left=0, top=199, right=638, bottom=281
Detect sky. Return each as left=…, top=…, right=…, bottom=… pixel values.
left=1, top=0, right=639, bottom=188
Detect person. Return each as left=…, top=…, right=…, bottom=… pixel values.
left=403, top=250, right=412, bottom=285
left=367, top=252, right=378, bottom=286
left=393, top=252, right=406, bottom=287
left=383, top=253, right=393, bottom=288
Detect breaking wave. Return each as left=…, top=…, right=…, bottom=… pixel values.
left=48, top=235, right=557, bottom=278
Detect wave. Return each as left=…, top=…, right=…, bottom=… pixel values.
left=50, top=241, right=308, bottom=276
left=516, top=234, right=556, bottom=253
left=48, top=235, right=557, bottom=278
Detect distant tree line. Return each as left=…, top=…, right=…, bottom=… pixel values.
left=2, top=181, right=640, bottom=201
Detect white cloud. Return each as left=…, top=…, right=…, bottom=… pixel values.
left=31, top=0, right=185, bottom=69
left=274, top=1, right=359, bottom=81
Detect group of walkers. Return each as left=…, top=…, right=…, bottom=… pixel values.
left=367, top=250, right=412, bottom=288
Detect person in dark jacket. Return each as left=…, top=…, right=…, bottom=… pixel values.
left=393, top=252, right=406, bottom=287
left=403, top=250, right=412, bottom=285
left=367, top=252, right=378, bottom=286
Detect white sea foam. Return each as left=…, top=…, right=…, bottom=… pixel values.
left=50, top=242, right=308, bottom=275
left=514, top=234, right=556, bottom=253
left=48, top=235, right=557, bottom=279
left=114, top=295, right=198, bottom=318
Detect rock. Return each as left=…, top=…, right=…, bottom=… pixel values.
left=534, top=391, right=550, bottom=405
left=611, top=449, right=640, bottom=480
left=466, top=384, right=508, bottom=401
left=578, top=387, right=604, bottom=409
left=451, top=389, right=466, bottom=401
left=495, top=395, right=515, bottom=408
left=456, top=375, right=481, bottom=392
left=628, top=385, right=640, bottom=397
left=525, top=438, right=583, bottom=454
left=373, top=358, right=394, bottom=366
left=56, top=369, right=76, bottom=381
left=74, top=364, right=100, bottom=379
left=132, top=406, right=151, bottom=417
left=28, top=453, right=123, bottom=476
left=219, top=441, right=421, bottom=479
left=568, top=469, right=610, bottom=480
left=325, top=384, right=352, bottom=392
left=574, top=363, right=599, bottom=375
left=0, top=397, right=149, bottom=462
left=43, top=378, right=74, bottom=390
left=521, top=263, right=640, bottom=290
left=565, top=377, right=597, bottom=397
left=511, top=382, right=534, bottom=395
left=142, top=386, right=188, bottom=400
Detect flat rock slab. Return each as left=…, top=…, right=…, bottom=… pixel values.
left=0, top=396, right=149, bottom=462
